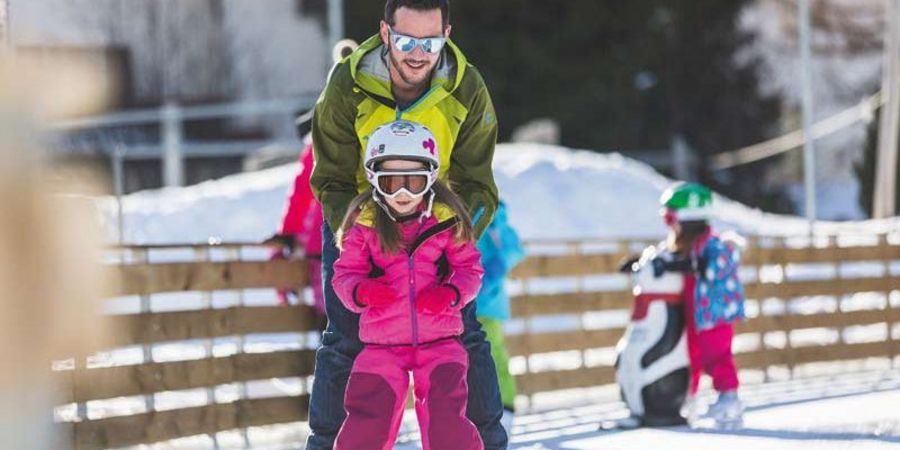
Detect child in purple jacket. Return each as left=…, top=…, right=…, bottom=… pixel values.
left=331, top=120, right=484, bottom=450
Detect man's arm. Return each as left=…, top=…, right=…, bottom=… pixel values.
left=310, top=66, right=362, bottom=232
left=449, top=68, right=500, bottom=238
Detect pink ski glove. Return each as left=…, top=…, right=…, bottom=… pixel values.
left=415, top=284, right=460, bottom=314
left=355, top=279, right=399, bottom=308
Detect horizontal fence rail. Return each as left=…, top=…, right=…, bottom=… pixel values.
left=55, top=233, right=900, bottom=448
left=503, top=233, right=899, bottom=396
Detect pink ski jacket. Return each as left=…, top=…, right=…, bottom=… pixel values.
left=278, top=144, right=323, bottom=257
left=333, top=203, right=484, bottom=345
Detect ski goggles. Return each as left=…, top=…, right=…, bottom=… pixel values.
left=388, top=26, right=446, bottom=54
left=370, top=170, right=436, bottom=198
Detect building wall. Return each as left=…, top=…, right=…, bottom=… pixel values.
left=10, top=0, right=329, bottom=106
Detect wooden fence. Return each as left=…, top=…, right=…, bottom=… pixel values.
left=505, top=234, right=899, bottom=395
left=55, top=234, right=900, bottom=448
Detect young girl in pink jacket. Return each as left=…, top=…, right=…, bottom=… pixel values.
left=331, top=120, right=484, bottom=450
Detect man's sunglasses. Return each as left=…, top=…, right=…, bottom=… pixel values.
left=388, top=26, right=447, bottom=54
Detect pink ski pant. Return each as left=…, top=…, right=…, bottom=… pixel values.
left=684, top=275, right=740, bottom=395
left=687, top=324, right=740, bottom=394
left=334, top=338, right=483, bottom=450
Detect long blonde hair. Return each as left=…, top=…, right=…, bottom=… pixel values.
left=337, top=180, right=474, bottom=254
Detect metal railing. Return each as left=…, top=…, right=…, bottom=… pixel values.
left=49, top=95, right=318, bottom=187
left=48, top=95, right=318, bottom=244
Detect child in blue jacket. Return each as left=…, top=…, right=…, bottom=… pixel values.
left=475, top=202, right=526, bottom=435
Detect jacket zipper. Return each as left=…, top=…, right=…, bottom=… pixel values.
left=407, top=219, right=427, bottom=347
left=352, top=83, right=439, bottom=118
left=404, top=217, right=457, bottom=346
left=408, top=255, right=418, bottom=346
left=396, top=85, right=440, bottom=120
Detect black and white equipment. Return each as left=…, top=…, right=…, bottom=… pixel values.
left=614, top=246, right=690, bottom=427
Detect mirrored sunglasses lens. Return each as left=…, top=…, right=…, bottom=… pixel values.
left=393, top=36, right=417, bottom=52
left=422, top=38, right=444, bottom=54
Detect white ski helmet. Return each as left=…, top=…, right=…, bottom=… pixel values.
left=364, top=120, right=440, bottom=174
left=363, top=120, right=441, bottom=218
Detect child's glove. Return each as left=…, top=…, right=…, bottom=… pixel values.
left=266, top=241, right=298, bottom=306
left=651, top=257, right=667, bottom=278
left=617, top=254, right=641, bottom=274
left=651, top=256, right=696, bottom=278
left=415, top=284, right=460, bottom=314
left=355, top=279, right=399, bottom=308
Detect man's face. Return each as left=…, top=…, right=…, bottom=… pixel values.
left=380, top=7, right=450, bottom=91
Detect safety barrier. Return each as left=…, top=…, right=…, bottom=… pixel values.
left=54, top=233, right=900, bottom=448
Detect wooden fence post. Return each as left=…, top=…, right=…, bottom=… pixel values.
left=573, top=241, right=589, bottom=374
left=747, top=236, right=770, bottom=383
left=229, top=246, right=253, bottom=449
left=521, top=264, right=534, bottom=410
left=137, top=248, right=156, bottom=417
left=831, top=235, right=846, bottom=344
left=195, top=246, right=222, bottom=449
left=777, top=237, right=797, bottom=379
left=880, top=234, right=897, bottom=368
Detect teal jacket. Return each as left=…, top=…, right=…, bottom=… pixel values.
left=475, top=203, right=525, bottom=320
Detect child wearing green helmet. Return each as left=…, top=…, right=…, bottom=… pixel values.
left=659, top=182, right=746, bottom=428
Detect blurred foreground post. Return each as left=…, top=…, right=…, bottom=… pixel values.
left=0, top=53, right=111, bottom=450
left=0, top=0, right=8, bottom=47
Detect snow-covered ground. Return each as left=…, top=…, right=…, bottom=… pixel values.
left=108, top=365, right=900, bottom=449
left=97, top=143, right=900, bottom=244
left=498, top=367, right=900, bottom=450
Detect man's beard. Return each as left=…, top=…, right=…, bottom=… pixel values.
left=388, top=48, right=432, bottom=91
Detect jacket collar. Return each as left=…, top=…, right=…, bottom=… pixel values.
left=691, top=228, right=714, bottom=257
left=355, top=200, right=457, bottom=228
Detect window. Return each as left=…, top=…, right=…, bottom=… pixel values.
left=296, top=0, right=327, bottom=21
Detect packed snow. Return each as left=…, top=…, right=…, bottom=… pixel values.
left=97, top=143, right=900, bottom=245
left=98, top=366, right=900, bottom=449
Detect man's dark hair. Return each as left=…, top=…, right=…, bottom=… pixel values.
left=384, top=0, right=450, bottom=29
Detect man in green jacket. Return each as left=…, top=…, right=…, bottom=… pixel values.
left=306, top=1, right=506, bottom=448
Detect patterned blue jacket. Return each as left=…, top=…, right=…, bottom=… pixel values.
left=691, top=230, right=746, bottom=330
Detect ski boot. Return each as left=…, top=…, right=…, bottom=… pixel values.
left=680, top=394, right=702, bottom=427
left=705, top=390, right=743, bottom=429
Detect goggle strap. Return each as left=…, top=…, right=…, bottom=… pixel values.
left=372, top=192, right=398, bottom=222
left=421, top=190, right=436, bottom=221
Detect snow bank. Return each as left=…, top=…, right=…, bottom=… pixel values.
left=97, top=143, right=900, bottom=244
